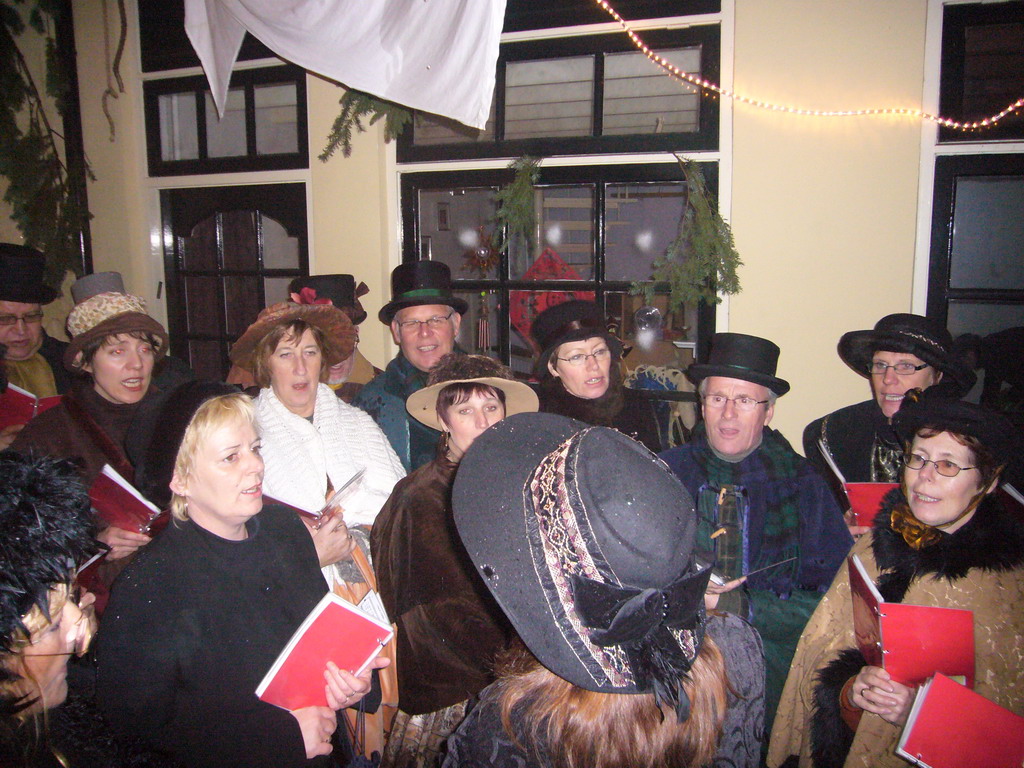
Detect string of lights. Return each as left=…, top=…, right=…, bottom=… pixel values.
left=592, top=0, right=1024, bottom=131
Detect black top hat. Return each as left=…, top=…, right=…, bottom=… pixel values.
left=378, top=261, right=468, bottom=324
left=688, top=332, right=790, bottom=396
left=530, top=300, right=623, bottom=374
left=289, top=274, right=368, bottom=325
left=838, top=313, right=975, bottom=393
left=453, top=412, right=712, bottom=719
left=893, top=387, right=1023, bottom=472
left=0, top=244, right=58, bottom=305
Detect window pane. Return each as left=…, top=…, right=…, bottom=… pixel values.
left=188, top=339, right=226, bottom=381
left=607, top=291, right=698, bottom=348
left=505, top=56, right=594, bottom=140
left=184, top=276, right=221, bottom=333
left=264, top=276, right=293, bottom=305
left=181, top=217, right=218, bottom=271
left=604, top=181, right=686, bottom=281
left=413, top=102, right=496, bottom=145
left=962, top=21, right=1024, bottom=126
left=224, top=276, right=262, bottom=336
left=159, top=93, right=198, bottom=161
left=221, top=211, right=259, bottom=270
left=453, top=289, right=502, bottom=359
left=947, top=301, right=1024, bottom=338
left=255, top=83, right=299, bottom=155
left=603, top=47, right=702, bottom=135
left=418, top=187, right=501, bottom=278
left=508, top=289, right=596, bottom=372
left=509, top=186, right=595, bottom=280
left=205, top=89, right=247, bottom=158
left=950, top=176, right=1024, bottom=290
left=261, top=214, right=301, bottom=269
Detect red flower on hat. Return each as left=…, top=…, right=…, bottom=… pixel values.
left=290, top=287, right=332, bottom=306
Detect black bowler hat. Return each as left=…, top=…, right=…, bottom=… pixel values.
left=530, top=299, right=623, bottom=375
left=289, top=274, right=369, bottom=326
left=0, top=244, right=58, bottom=305
left=688, top=332, right=790, bottom=396
left=453, top=412, right=712, bottom=720
left=838, top=313, right=975, bottom=393
left=378, top=261, right=468, bottom=324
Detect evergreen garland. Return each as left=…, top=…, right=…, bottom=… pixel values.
left=491, top=155, right=540, bottom=255
left=634, top=156, right=742, bottom=310
left=0, top=0, right=92, bottom=286
left=319, top=89, right=412, bottom=161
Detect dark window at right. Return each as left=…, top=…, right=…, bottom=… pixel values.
left=939, top=0, right=1024, bottom=142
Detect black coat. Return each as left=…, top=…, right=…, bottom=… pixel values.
left=803, top=399, right=899, bottom=489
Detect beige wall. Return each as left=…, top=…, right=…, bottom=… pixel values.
left=50, top=2, right=935, bottom=447
left=729, top=0, right=928, bottom=445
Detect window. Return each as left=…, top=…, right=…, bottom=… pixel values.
left=144, top=65, right=308, bottom=176
left=938, top=0, right=1024, bottom=142
left=401, top=163, right=716, bottom=374
left=398, top=26, right=720, bottom=163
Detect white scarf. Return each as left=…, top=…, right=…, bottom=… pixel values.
left=255, top=383, right=405, bottom=527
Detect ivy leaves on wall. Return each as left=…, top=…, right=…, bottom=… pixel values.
left=634, top=156, right=742, bottom=310
left=0, top=0, right=92, bottom=286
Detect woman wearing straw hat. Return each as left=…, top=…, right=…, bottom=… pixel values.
left=770, top=387, right=1024, bottom=768
left=371, top=354, right=538, bottom=768
left=445, top=413, right=765, bottom=768
left=12, top=290, right=169, bottom=562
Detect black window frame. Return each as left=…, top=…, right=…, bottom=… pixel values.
left=938, top=0, right=1024, bottom=143
left=143, top=64, right=309, bottom=177
left=400, top=162, right=718, bottom=366
left=397, top=25, right=721, bottom=163
left=927, top=152, right=1024, bottom=325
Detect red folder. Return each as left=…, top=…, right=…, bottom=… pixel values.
left=88, top=464, right=168, bottom=535
left=897, top=673, right=1024, bottom=768
left=257, top=592, right=393, bottom=711
left=848, top=555, right=974, bottom=688
left=0, top=383, right=61, bottom=430
left=845, top=482, right=898, bottom=527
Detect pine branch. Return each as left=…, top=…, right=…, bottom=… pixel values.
left=319, top=89, right=412, bottom=161
left=492, top=156, right=540, bottom=255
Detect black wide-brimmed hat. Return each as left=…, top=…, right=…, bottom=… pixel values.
left=893, top=387, right=1023, bottom=471
left=453, top=412, right=712, bottom=720
left=688, top=332, right=790, bottom=396
left=289, top=274, right=369, bottom=326
left=838, top=313, right=974, bottom=393
left=378, top=261, right=468, bottom=324
left=530, top=299, right=623, bottom=374
left=0, top=244, right=59, bottom=305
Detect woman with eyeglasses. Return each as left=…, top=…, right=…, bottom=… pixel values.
left=769, top=387, right=1024, bottom=768
left=529, top=300, right=662, bottom=452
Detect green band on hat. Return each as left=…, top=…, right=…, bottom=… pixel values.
left=399, top=288, right=452, bottom=299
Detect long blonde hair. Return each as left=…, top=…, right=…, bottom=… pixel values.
left=169, top=393, right=257, bottom=521
left=494, top=637, right=728, bottom=768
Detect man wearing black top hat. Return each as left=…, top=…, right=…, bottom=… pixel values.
left=659, top=332, right=851, bottom=733
left=0, top=244, right=73, bottom=449
left=353, top=261, right=467, bottom=472
left=803, top=313, right=975, bottom=493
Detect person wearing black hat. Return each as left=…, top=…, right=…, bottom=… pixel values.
left=0, top=245, right=73, bottom=449
left=769, top=387, right=1024, bottom=768
left=659, top=332, right=851, bottom=734
left=803, top=313, right=975, bottom=496
left=530, top=299, right=662, bottom=452
left=353, top=261, right=468, bottom=472
left=444, top=412, right=765, bottom=768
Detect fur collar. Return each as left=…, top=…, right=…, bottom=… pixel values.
left=871, top=489, right=1024, bottom=602
left=537, top=373, right=624, bottom=426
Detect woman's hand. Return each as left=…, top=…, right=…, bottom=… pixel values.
left=97, top=526, right=152, bottom=560
left=849, top=666, right=915, bottom=725
left=0, top=423, right=23, bottom=451
left=303, top=515, right=356, bottom=567
left=291, top=705, right=337, bottom=759
left=704, top=576, right=746, bottom=611
left=324, top=656, right=391, bottom=710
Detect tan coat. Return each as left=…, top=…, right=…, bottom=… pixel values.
left=768, top=525, right=1024, bottom=768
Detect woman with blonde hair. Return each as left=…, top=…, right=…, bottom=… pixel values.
left=98, top=382, right=387, bottom=767
left=446, top=413, right=765, bottom=768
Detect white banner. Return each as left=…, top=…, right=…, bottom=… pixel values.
left=185, top=0, right=505, bottom=130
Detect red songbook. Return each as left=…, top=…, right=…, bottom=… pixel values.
left=897, top=674, right=1024, bottom=768
left=0, top=383, right=61, bottom=430
left=256, top=592, right=393, bottom=711
left=88, top=464, right=168, bottom=535
left=844, top=482, right=899, bottom=527
left=848, top=555, right=975, bottom=688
